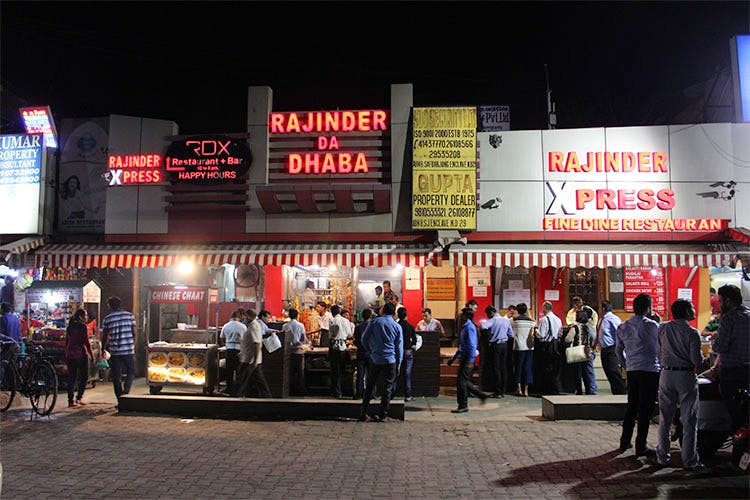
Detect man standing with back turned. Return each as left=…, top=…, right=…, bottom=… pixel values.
left=656, top=298, right=705, bottom=470
left=360, top=302, right=403, bottom=422
left=616, top=293, right=660, bottom=456
left=101, top=296, right=136, bottom=401
left=597, top=300, right=627, bottom=395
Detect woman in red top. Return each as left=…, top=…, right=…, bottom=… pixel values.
left=65, top=309, right=93, bottom=407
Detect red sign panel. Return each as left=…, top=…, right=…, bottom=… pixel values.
left=624, top=267, right=666, bottom=316
left=149, top=287, right=207, bottom=304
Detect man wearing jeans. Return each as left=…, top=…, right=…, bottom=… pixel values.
left=101, top=296, right=136, bottom=401
left=449, top=308, right=491, bottom=412
left=616, top=293, right=660, bottom=456
left=360, top=302, right=403, bottom=422
left=393, top=307, right=418, bottom=402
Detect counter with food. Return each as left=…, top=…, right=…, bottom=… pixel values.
left=146, top=342, right=219, bottom=395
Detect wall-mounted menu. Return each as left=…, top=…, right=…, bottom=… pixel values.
left=624, top=267, right=666, bottom=315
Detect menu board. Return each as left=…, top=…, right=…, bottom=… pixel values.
left=624, top=267, right=666, bottom=315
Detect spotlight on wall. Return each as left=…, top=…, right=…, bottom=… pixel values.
left=178, top=260, right=194, bottom=275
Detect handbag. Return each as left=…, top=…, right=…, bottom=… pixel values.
left=564, top=325, right=589, bottom=364
left=526, top=326, right=536, bottom=349
left=262, top=332, right=282, bottom=353
left=565, top=344, right=589, bottom=364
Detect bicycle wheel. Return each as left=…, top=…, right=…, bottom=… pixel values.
left=0, top=365, right=17, bottom=412
left=29, top=361, right=58, bottom=416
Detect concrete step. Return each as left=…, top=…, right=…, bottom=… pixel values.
left=542, top=394, right=632, bottom=421
left=118, top=394, right=404, bottom=421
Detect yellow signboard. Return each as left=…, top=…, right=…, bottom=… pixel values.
left=412, top=107, right=477, bottom=230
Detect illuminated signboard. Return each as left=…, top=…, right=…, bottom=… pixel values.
left=105, top=136, right=251, bottom=185
left=165, top=136, right=251, bottom=183
left=476, top=126, right=739, bottom=235
left=411, top=107, right=477, bottom=230
left=106, top=154, right=163, bottom=185
left=268, top=110, right=388, bottom=175
left=0, top=134, right=45, bottom=234
left=19, top=106, right=58, bottom=148
left=731, top=34, right=750, bottom=122
left=541, top=149, right=723, bottom=231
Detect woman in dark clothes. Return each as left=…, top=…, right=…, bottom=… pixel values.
left=65, top=309, right=93, bottom=407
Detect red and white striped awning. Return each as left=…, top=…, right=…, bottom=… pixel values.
left=449, top=243, right=739, bottom=268
left=34, top=243, right=435, bottom=269
left=0, top=236, right=46, bottom=262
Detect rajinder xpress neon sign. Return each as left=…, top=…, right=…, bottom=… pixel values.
left=269, top=110, right=388, bottom=174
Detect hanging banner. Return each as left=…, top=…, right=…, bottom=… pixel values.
left=412, top=107, right=477, bottom=230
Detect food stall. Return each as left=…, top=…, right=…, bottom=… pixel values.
left=24, top=279, right=103, bottom=387
left=146, top=285, right=218, bottom=395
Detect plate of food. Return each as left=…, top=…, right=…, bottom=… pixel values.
left=148, top=351, right=168, bottom=366
left=167, top=366, right=187, bottom=382
left=148, top=366, right=168, bottom=382
left=187, top=367, right=206, bottom=384
left=187, top=352, right=205, bottom=367
left=167, top=351, right=186, bottom=367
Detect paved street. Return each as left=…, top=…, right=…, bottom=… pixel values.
left=1, top=378, right=748, bottom=499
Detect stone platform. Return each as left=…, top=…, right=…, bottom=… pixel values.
left=542, top=394, right=633, bottom=421
left=118, top=394, right=405, bottom=421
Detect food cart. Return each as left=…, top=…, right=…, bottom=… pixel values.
left=25, top=279, right=103, bottom=387
left=146, top=285, right=218, bottom=395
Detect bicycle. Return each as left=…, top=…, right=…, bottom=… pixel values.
left=1, top=338, right=59, bottom=416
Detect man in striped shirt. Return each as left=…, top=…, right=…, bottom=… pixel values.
left=101, top=296, right=136, bottom=400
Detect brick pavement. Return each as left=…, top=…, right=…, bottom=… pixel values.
left=1, top=380, right=747, bottom=499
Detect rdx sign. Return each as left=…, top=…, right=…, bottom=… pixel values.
left=185, top=139, right=231, bottom=156
left=165, top=135, right=252, bottom=183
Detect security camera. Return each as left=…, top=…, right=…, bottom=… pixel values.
left=457, top=237, right=468, bottom=246
left=697, top=191, right=720, bottom=199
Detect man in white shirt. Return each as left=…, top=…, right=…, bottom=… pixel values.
left=219, top=310, right=247, bottom=395
left=416, top=308, right=445, bottom=335
left=328, top=304, right=352, bottom=398
left=536, top=301, right=563, bottom=395
left=301, top=280, right=316, bottom=309
left=235, top=309, right=271, bottom=398
left=283, top=308, right=309, bottom=396
left=315, top=301, right=332, bottom=347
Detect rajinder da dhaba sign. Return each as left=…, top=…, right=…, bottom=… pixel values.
left=268, top=109, right=388, bottom=174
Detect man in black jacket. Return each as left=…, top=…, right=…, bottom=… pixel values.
left=392, top=307, right=418, bottom=402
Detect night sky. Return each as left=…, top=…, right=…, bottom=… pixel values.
left=1, top=1, right=748, bottom=135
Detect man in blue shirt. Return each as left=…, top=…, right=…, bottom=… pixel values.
left=360, top=302, right=403, bottom=422
left=616, top=293, right=660, bottom=456
left=448, top=308, right=491, bottom=413
left=596, top=300, right=627, bottom=395
left=0, top=302, right=22, bottom=387
left=101, top=296, right=137, bottom=400
left=481, top=305, right=514, bottom=397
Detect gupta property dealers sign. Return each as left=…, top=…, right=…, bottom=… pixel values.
left=476, top=124, right=749, bottom=235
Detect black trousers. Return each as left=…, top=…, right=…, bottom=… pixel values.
left=487, top=342, right=508, bottom=395
left=535, top=341, right=561, bottom=395
left=66, top=357, right=88, bottom=403
left=236, top=362, right=272, bottom=398
left=620, top=370, right=659, bottom=452
left=361, top=362, right=396, bottom=418
left=457, top=355, right=485, bottom=409
left=225, top=348, right=240, bottom=394
left=600, top=346, right=627, bottom=395
left=290, top=353, right=307, bottom=396
left=329, top=348, right=348, bottom=397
